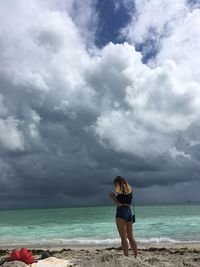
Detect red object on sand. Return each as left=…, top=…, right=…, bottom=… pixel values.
left=10, top=249, right=21, bottom=261
left=19, top=247, right=28, bottom=258
left=9, top=247, right=35, bottom=264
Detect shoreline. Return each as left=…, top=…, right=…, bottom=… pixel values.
left=1, top=241, right=200, bottom=249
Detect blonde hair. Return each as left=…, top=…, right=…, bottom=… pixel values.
left=114, top=176, right=132, bottom=194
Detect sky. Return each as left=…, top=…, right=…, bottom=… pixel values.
left=0, top=0, right=200, bottom=209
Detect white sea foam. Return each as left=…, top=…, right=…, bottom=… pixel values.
left=137, top=237, right=181, bottom=244
left=58, top=237, right=198, bottom=245
left=52, top=238, right=121, bottom=245
left=1, top=236, right=200, bottom=248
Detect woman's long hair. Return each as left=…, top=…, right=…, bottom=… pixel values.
left=114, top=176, right=132, bottom=194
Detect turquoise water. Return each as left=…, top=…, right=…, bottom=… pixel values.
left=0, top=204, right=200, bottom=246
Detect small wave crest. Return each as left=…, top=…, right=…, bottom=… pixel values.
left=138, top=237, right=180, bottom=244
left=53, top=238, right=121, bottom=245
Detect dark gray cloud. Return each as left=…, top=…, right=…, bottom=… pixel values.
left=0, top=0, right=200, bottom=208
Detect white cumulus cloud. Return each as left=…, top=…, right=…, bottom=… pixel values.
left=0, top=117, right=24, bottom=151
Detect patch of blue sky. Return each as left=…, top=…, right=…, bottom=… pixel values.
left=95, top=0, right=134, bottom=48
left=95, top=0, right=159, bottom=63
left=187, top=0, right=200, bottom=9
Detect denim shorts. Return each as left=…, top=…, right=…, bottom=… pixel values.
left=116, top=205, right=133, bottom=222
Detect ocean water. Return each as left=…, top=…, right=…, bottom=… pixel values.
left=0, top=204, right=200, bottom=247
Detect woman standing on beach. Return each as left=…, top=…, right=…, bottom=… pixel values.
left=110, top=176, right=137, bottom=257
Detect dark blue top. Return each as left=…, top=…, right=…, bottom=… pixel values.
left=116, top=192, right=132, bottom=205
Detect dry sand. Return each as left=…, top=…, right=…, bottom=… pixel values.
left=1, top=244, right=200, bottom=267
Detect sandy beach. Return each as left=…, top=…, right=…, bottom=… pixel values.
left=1, top=243, right=200, bottom=267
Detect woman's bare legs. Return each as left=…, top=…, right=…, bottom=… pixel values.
left=116, top=217, right=129, bottom=256
left=126, top=221, right=138, bottom=257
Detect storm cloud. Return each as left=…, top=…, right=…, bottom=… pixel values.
left=0, top=0, right=200, bottom=208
